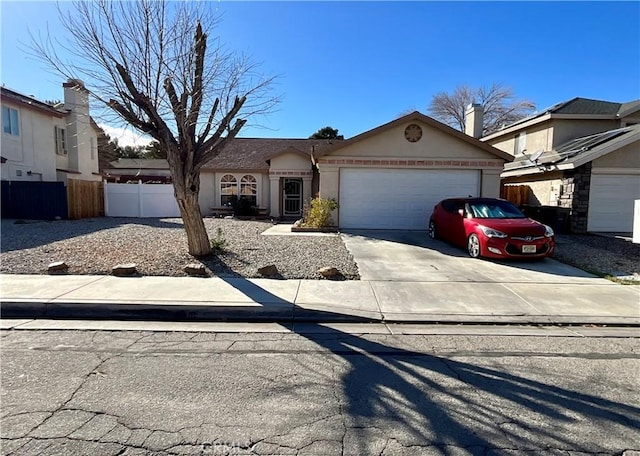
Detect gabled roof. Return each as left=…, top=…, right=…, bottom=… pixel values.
left=483, top=97, right=640, bottom=141
left=202, top=138, right=337, bottom=171
left=314, top=111, right=512, bottom=161
left=552, top=97, right=622, bottom=115
left=264, top=146, right=310, bottom=161
left=619, top=100, right=640, bottom=118
left=502, top=124, right=640, bottom=177
left=0, top=86, right=68, bottom=118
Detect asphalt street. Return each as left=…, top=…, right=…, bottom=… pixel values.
left=1, top=326, right=639, bottom=455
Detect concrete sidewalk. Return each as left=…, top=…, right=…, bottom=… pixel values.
left=1, top=274, right=639, bottom=326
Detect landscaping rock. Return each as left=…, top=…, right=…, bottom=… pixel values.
left=112, top=263, right=137, bottom=277
left=48, top=261, right=69, bottom=274
left=258, top=264, right=279, bottom=277
left=317, top=266, right=340, bottom=278
left=184, top=263, right=207, bottom=277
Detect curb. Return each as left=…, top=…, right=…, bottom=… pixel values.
left=2, top=300, right=639, bottom=327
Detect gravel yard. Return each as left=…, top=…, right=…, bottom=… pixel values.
left=0, top=218, right=359, bottom=280
left=1, top=217, right=638, bottom=282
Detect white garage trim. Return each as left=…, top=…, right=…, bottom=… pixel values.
left=339, top=168, right=480, bottom=230
left=588, top=174, right=640, bottom=232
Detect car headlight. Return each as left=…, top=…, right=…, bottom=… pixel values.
left=478, top=225, right=508, bottom=238
left=544, top=225, right=554, bottom=237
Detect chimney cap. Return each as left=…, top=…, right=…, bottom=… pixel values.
left=63, top=78, right=87, bottom=91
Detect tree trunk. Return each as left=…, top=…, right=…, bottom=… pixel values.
left=173, top=174, right=211, bottom=257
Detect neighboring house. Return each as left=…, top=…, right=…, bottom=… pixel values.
left=480, top=97, right=640, bottom=233
left=105, top=159, right=172, bottom=183
left=115, top=111, right=510, bottom=227
left=1, top=79, right=101, bottom=184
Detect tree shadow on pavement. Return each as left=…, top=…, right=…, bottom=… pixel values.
left=224, top=276, right=640, bottom=454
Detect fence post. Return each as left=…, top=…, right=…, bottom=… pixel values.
left=138, top=180, right=143, bottom=217
left=103, top=181, right=109, bottom=216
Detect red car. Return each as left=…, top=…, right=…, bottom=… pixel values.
left=428, top=198, right=555, bottom=259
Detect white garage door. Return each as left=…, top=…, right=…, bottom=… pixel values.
left=339, top=168, right=480, bottom=229
left=588, top=174, right=640, bottom=232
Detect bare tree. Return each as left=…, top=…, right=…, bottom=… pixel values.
left=428, top=83, right=535, bottom=135
left=30, top=0, right=278, bottom=256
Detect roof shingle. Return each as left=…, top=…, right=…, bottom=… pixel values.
left=202, top=138, right=337, bottom=170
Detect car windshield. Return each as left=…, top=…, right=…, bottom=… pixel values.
left=467, top=201, right=525, bottom=219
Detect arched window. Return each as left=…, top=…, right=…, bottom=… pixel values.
left=220, top=174, right=237, bottom=206
left=240, top=175, right=257, bottom=206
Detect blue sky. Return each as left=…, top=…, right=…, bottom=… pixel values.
left=1, top=1, right=639, bottom=145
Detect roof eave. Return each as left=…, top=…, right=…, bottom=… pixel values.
left=317, top=111, right=511, bottom=162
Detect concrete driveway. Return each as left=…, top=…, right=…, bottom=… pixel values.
left=340, top=230, right=601, bottom=284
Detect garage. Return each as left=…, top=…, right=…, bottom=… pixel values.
left=588, top=174, right=640, bottom=232
left=339, top=168, right=480, bottom=229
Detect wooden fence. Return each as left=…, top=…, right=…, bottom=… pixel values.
left=67, top=179, right=104, bottom=219
left=501, top=185, right=530, bottom=207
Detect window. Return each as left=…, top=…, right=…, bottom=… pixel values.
left=240, top=175, right=257, bottom=206
left=467, top=200, right=525, bottom=219
left=220, top=174, right=237, bottom=206
left=2, top=107, right=19, bottom=136
left=55, top=126, right=67, bottom=155
left=514, top=132, right=526, bottom=156
left=90, top=137, right=96, bottom=160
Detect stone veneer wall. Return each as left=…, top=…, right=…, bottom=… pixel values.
left=557, top=162, right=592, bottom=233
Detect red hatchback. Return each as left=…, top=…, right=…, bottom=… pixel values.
left=428, top=198, right=555, bottom=259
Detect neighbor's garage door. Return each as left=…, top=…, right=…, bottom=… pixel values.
left=339, top=168, right=480, bottom=229
left=587, top=174, right=640, bottom=232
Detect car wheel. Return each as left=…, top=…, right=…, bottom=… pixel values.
left=428, top=220, right=438, bottom=240
left=467, top=233, right=481, bottom=258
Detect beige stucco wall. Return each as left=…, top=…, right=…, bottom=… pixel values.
left=198, top=171, right=269, bottom=215
left=487, top=119, right=623, bottom=156
left=481, top=170, right=502, bottom=199
left=317, top=120, right=506, bottom=223
left=487, top=122, right=553, bottom=157
left=269, top=152, right=312, bottom=171
left=1, top=99, right=58, bottom=181
left=329, top=121, right=503, bottom=160
left=63, top=86, right=100, bottom=182
left=551, top=119, right=620, bottom=148
left=592, top=141, right=640, bottom=169
left=198, top=171, right=216, bottom=214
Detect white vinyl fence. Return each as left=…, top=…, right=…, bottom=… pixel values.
left=104, top=181, right=180, bottom=218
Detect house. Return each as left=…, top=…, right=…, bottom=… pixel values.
left=312, top=111, right=511, bottom=229
left=480, top=97, right=640, bottom=233
left=105, top=158, right=172, bottom=183
left=106, top=111, right=510, bottom=227
left=1, top=79, right=102, bottom=184
left=199, top=111, right=510, bottom=227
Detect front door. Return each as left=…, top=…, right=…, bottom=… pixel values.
left=283, top=178, right=302, bottom=217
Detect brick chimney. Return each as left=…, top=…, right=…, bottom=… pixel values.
left=465, top=103, right=484, bottom=138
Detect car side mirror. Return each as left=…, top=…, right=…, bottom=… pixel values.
left=458, top=209, right=464, bottom=217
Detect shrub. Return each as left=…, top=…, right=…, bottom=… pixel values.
left=210, top=227, right=227, bottom=251
left=302, top=197, right=339, bottom=228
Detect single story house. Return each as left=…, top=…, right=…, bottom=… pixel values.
left=104, top=111, right=511, bottom=228
left=480, top=97, right=640, bottom=233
